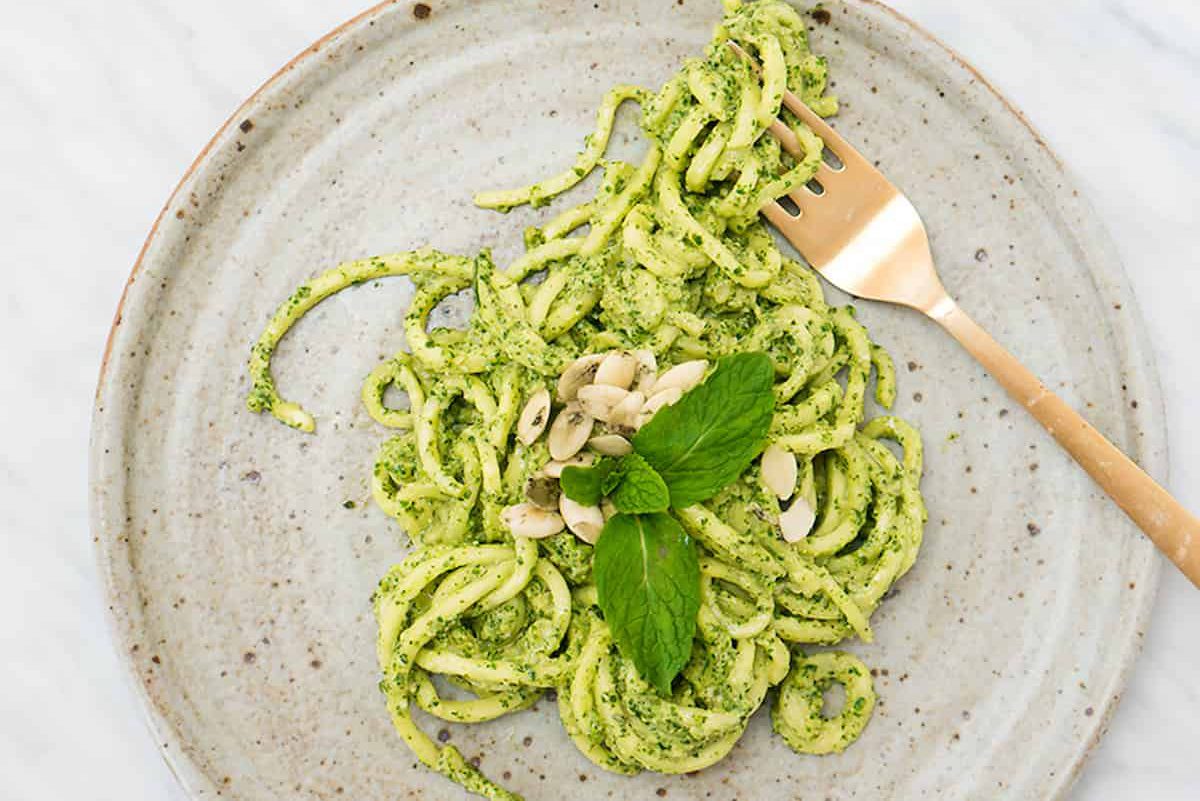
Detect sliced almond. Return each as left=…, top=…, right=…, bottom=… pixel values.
left=577, top=384, right=630, bottom=422
left=779, top=498, right=816, bottom=543
left=594, top=351, right=637, bottom=389
left=516, top=387, right=552, bottom=445
left=541, top=452, right=595, bottom=478
left=761, top=444, right=798, bottom=500
left=600, top=498, right=617, bottom=521
left=637, top=386, right=683, bottom=427
left=588, top=434, right=633, bottom=457
left=556, top=353, right=604, bottom=402
left=560, top=495, right=605, bottom=544
left=608, top=390, right=645, bottom=429
left=548, top=402, right=594, bottom=461
left=632, top=349, right=658, bottom=394
left=596, top=420, right=636, bottom=439
left=502, top=502, right=566, bottom=539
left=652, top=359, right=708, bottom=396
left=524, top=475, right=561, bottom=510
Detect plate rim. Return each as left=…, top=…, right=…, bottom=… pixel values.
left=89, top=1, right=1167, bottom=797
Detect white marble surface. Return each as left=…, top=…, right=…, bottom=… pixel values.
left=1, top=1, right=1196, bottom=798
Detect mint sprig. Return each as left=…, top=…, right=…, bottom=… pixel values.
left=609, top=453, right=669, bottom=513
left=560, top=458, right=618, bottom=506
left=593, top=512, right=701, bottom=695
left=559, top=352, right=776, bottom=694
left=633, top=352, right=776, bottom=507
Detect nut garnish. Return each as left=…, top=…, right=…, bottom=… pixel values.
left=631, top=349, right=658, bottom=394
left=541, top=452, right=595, bottom=478
left=588, top=434, right=634, bottom=456
left=594, top=351, right=637, bottom=389
left=502, top=502, right=566, bottom=539
left=556, top=353, right=604, bottom=402
left=779, top=498, right=816, bottom=543
left=516, top=387, right=552, bottom=445
left=761, top=444, right=797, bottom=500
left=608, top=390, right=645, bottom=429
left=637, top=386, right=684, bottom=427
left=651, top=359, right=708, bottom=396
left=560, top=494, right=605, bottom=544
left=524, top=475, right=562, bottom=510
left=577, top=384, right=631, bottom=422
left=548, top=401, right=595, bottom=461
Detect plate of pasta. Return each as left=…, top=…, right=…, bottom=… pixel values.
left=91, top=1, right=1165, bottom=800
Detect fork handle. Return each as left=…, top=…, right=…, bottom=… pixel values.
left=930, top=298, right=1200, bottom=588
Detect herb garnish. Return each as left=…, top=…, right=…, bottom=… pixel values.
left=633, top=351, right=776, bottom=506
left=560, top=458, right=618, bottom=507
left=592, top=512, right=701, bottom=694
left=569, top=352, right=775, bottom=693
left=609, top=452, right=670, bottom=513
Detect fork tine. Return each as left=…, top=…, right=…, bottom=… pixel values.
left=777, top=88, right=878, bottom=178
left=778, top=91, right=851, bottom=162
left=788, top=160, right=842, bottom=196
left=762, top=200, right=794, bottom=229
left=767, top=119, right=804, bottom=160
left=727, top=40, right=874, bottom=176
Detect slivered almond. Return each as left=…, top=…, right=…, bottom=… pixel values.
left=516, top=387, right=551, bottom=445
left=608, top=390, right=645, bottom=429
left=588, top=434, right=633, bottom=456
left=761, top=444, right=798, bottom=500
left=600, top=498, right=617, bottom=521
left=594, top=350, right=638, bottom=389
left=541, top=452, right=595, bottom=478
left=652, top=359, right=708, bottom=396
left=779, top=498, right=816, bottom=543
left=560, top=495, right=605, bottom=544
left=577, top=384, right=630, bottom=422
left=556, top=353, right=604, bottom=402
left=548, top=402, right=594, bottom=461
left=632, top=349, right=658, bottom=394
left=502, top=503, right=566, bottom=539
left=524, top=475, right=561, bottom=510
left=637, top=386, right=683, bottom=427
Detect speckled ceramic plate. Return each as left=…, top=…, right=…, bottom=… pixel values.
left=90, top=1, right=1166, bottom=798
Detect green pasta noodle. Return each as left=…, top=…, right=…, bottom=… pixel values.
left=244, top=2, right=927, bottom=799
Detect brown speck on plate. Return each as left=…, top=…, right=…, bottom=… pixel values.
left=413, top=3, right=432, bottom=20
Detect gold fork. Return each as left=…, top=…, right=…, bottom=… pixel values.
left=729, top=42, right=1200, bottom=588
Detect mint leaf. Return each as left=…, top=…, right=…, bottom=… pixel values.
left=600, top=462, right=625, bottom=495
left=632, top=352, right=775, bottom=507
left=610, top=453, right=669, bottom=513
left=594, top=513, right=700, bottom=694
left=560, top=458, right=617, bottom=506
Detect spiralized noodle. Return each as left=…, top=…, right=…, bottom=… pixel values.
left=245, top=2, right=926, bottom=799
